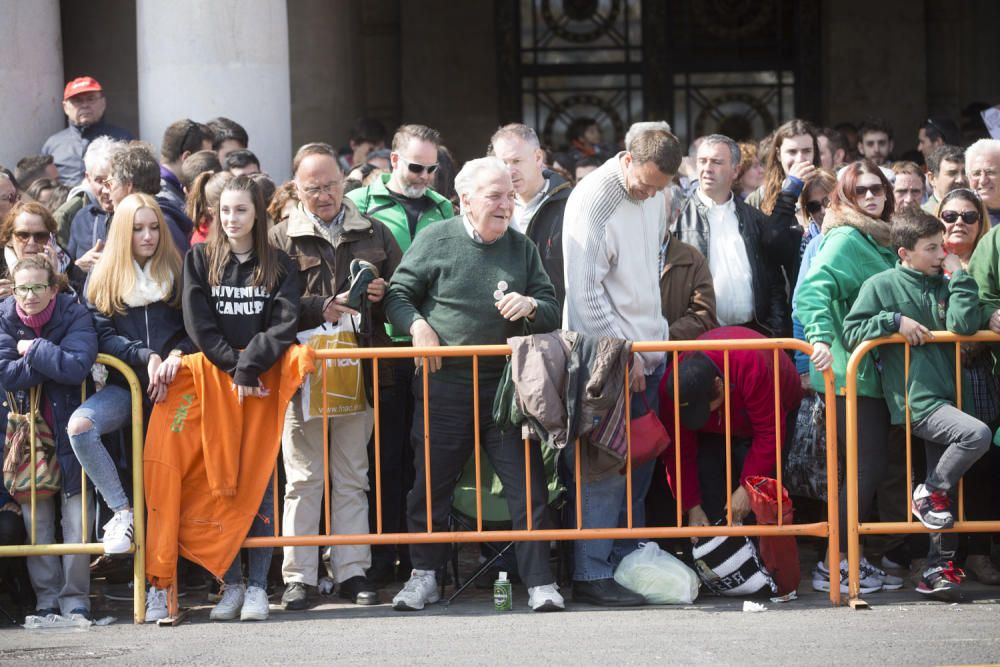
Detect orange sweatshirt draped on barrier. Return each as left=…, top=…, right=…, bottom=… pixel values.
left=144, top=346, right=315, bottom=588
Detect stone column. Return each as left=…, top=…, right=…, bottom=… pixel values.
left=0, top=0, right=64, bottom=169
left=136, top=0, right=293, bottom=181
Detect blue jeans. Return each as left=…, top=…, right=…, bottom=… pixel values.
left=565, top=362, right=665, bottom=581
left=68, top=385, right=132, bottom=512
left=223, top=481, right=275, bottom=590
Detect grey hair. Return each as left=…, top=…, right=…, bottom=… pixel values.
left=700, top=134, right=741, bottom=167
left=454, top=156, right=508, bottom=200
left=83, top=136, right=125, bottom=174
left=625, top=121, right=671, bottom=151
left=489, top=123, right=541, bottom=152
left=965, top=139, right=1000, bottom=172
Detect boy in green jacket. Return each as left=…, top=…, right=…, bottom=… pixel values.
left=843, top=208, right=991, bottom=602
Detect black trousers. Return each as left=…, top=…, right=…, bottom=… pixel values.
left=367, top=357, right=416, bottom=568
left=834, top=395, right=891, bottom=553
left=406, top=375, right=553, bottom=587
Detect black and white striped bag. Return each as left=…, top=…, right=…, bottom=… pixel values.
left=691, top=534, right=777, bottom=597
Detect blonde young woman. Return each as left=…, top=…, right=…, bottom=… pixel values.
left=65, top=193, right=191, bottom=618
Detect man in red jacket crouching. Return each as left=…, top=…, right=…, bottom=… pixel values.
left=658, top=326, right=803, bottom=528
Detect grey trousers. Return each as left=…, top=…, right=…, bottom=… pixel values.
left=912, top=403, right=991, bottom=565
left=912, top=404, right=991, bottom=494
left=20, top=493, right=90, bottom=613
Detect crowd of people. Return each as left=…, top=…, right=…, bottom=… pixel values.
left=1, top=75, right=999, bottom=624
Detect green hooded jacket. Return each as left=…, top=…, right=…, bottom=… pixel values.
left=842, top=264, right=980, bottom=424
left=795, top=207, right=898, bottom=397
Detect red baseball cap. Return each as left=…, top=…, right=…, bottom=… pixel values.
left=63, top=76, right=103, bottom=100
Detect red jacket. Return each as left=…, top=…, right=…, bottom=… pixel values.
left=658, top=326, right=803, bottom=511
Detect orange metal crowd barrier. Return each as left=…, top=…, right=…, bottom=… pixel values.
left=0, top=355, right=147, bottom=623
left=243, top=337, right=843, bottom=606
left=844, top=331, right=1000, bottom=607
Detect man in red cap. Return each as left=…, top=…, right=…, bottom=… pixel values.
left=41, top=76, right=132, bottom=187
left=658, top=325, right=804, bottom=528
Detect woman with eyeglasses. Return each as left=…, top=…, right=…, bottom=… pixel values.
left=796, top=159, right=905, bottom=594
left=0, top=255, right=98, bottom=619
left=957, top=189, right=1000, bottom=586
left=0, top=202, right=78, bottom=299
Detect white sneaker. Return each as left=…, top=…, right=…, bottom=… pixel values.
left=102, top=509, right=133, bottom=555
left=860, top=557, right=904, bottom=590
left=210, top=584, right=245, bottom=621
left=527, top=583, right=565, bottom=611
left=240, top=585, right=269, bottom=621
left=392, top=569, right=439, bottom=611
left=145, top=586, right=168, bottom=623
left=811, top=559, right=882, bottom=594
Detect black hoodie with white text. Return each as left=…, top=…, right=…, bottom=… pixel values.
left=182, top=243, right=301, bottom=385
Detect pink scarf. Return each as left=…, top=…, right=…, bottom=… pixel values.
left=14, top=297, right=58, bottom=432
left=16, top=297, right=56, bottom=335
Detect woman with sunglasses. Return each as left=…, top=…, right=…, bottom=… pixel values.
left=796, top=159, right=905, bottom=594
left=791, top=169, right=837, bottom=378
left=0, top=202, right=77, bottom=299
left=0, top=171, right=19, bottom=222
left=957, top=189, right=1000, bottom=586
left=0, top=256, right=98, bottom=619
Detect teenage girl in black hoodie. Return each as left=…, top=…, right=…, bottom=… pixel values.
left=182, top=175, right=299, bottom=622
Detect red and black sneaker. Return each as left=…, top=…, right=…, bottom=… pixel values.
left=912, top=483, right=954, bottom=530
left=915, top=561, right=964, bottom=602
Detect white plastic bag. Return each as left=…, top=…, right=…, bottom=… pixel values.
left=613, top=541, right=699, bottom=604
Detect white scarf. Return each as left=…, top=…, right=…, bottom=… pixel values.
left=4, top=246, right=72, bottom=276
left=123, top=259, right=172, bottom=308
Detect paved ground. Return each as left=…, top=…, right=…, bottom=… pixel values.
left=2, top=572, right=999, bottom=666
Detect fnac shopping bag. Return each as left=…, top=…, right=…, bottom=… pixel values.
left=297, top=313, right=367, bottom=418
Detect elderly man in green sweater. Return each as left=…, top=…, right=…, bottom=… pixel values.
left=384, top=156, right=564, bottom=613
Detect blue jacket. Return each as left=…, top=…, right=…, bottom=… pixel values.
left=86, top=287, right=195, bottom=397
left=41, top=119, right=133, bottom=186
left=0, top=293, right=99, bottom=498
left=68, top=202, right=110, bottom=261
left=154, top=196, right=193, bottom=255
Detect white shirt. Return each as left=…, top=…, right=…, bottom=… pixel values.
left=697, top=189, right=754, bottom=326
left=462, top=215, right=503, bottom=244
left=511, top=178, right=550, bottom=234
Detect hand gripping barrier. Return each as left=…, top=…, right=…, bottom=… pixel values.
left=242, top=336, right=843, bottom=606
left=844, top=331, right=1000, bottom=607
left=0, top=354, right=147, bottom=623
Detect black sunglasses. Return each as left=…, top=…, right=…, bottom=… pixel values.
left=13, top=230, right=50, bottom=244
left=941, top=210, right=980, bottom=224
left=854, top=184, right=885, bottom=197
left=805, top=197, right=830, bottom=215
left=400, top=156, right=438, bottom=175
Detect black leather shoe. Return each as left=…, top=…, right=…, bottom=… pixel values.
left=367, top=560, right=396, bottom=587
left=338, top=575, right=380, bottom=605
left=281, top=582, right=310, bottom=610
left=572, top=578, right=646, bottom=607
